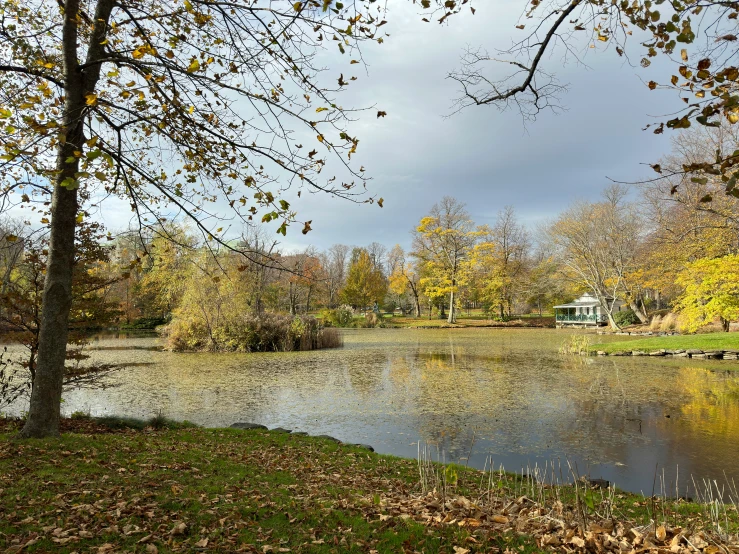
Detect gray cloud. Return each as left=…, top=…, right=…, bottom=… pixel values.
left=94, top=2, right=681, bottom=253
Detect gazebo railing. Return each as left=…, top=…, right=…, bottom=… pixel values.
left=555, top=313, right=602, bottom=323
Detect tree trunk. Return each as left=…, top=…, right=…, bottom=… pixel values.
left=628, top=299, right=648, bottom=324
left=722, top=317, right=730, bottom=332
left=607, top=312, right=620, bottom=331
left=19, top=181, right=79, bottom=438
left=19, top=0, right=114, bottom=439
left=447, top=289, right=455, bottom=323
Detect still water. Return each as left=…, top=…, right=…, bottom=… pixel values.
left=7, top=328, right=739, bottom=494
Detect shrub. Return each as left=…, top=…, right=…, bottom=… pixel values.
left=320, top=307, right=354, bottom=327
left=166, top=312, right=343, bottom=352
left=363, top=312, right=380, bottom=328
left=613, top=309, right=639, bottom=327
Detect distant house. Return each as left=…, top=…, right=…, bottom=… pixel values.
left=553, top=293, right=626, bottom=326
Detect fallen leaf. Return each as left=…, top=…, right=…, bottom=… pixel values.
left=170, top=522, right=187, bottom=536
left=656, top=525, right=667, bottom=542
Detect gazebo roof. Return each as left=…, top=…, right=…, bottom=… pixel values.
left=553, top=301, right=600, bottom=309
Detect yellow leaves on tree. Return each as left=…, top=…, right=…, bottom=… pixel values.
left=675, top=254, right=739, bottom=332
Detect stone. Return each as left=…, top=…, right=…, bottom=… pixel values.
left=704, top=351, right=723, bottom=358
left=692, top=353, right=707, bottom=359
left=315, top=434, right=342, bottom=443
left=649, top=350, right=666, bottom=356
left=352, top=444, right=375, bottom=452
left=674, top=352, right=689, bottom=357
left=597, top=351, right=607, bottom=356
left=230, top=422, right=267, bottom=430
left=632, top=350, right=646, bottom=356
left=292, top=431, right=308, bottom=436
left=271, top=427, right=292, bottom=433
left=686, top=349, right=704, bottom=355
left=587, top=478, right=610, bottom=489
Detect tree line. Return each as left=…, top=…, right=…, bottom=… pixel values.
left=4, top=124, right=737, bottom=339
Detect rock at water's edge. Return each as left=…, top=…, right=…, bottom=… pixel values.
left=231, top=422, right=268, bottom=430
left=315, top=434, right=342, bottom=443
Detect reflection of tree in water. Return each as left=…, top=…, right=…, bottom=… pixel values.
left=405, top=336, right=512, bottom=461
left=674, top=368, right=739, bottom=447
left=552, top=360, right=665, bottom=465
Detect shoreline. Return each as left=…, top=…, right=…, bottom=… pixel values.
left=1, top=417, right=737, bottom=553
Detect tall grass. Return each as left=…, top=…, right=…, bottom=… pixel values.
left=559, top=334, right=591, bottom=356
left=416, top=441, right=739, bottom=546
left=660, top=312, right=678, bottom=332
left=650, top=314, right=663, bottom=331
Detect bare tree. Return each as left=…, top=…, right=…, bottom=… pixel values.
left=547, top=185, right=646, bottom=329
left=366, top=242, right=388, bottom=275
left=447, top=0, right=739, bottom=198
left=388, top=244, right=422, bottom=317
left=485, top=206, right=531, bottom=318
left=323, top=244, right=350, bottom=308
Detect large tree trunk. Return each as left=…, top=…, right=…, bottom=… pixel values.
left=722, top=317, right=730, bottom=332
left=20, top=0, right=114, bottom=438
left=19, top=179, right=79, bottom=438
left=628, top=299, right=648, bottom=324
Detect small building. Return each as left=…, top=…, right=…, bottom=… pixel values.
left=554, top=293, right=625, bottom=327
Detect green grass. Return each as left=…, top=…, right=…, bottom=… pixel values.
left=0, top=422, right=544, bottom=553
left=591, top=332, right=739, bottom=354
left=0, top=419, right=735, bottom=553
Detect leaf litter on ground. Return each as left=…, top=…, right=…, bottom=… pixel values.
left=0, top=418, right=737, bottom=553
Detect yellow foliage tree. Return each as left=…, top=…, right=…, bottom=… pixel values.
left=675, top=254, right=739, bottom=332
left=412, top=197, right=477, bottom=323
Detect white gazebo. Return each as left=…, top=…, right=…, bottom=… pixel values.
left=553, top=293, right=625, bottom=326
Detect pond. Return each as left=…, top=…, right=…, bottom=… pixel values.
left=5, top=328, right=739, bottom=496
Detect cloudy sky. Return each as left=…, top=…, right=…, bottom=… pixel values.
left=100, top=0, right=683, bottom=253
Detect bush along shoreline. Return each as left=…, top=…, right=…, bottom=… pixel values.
left=164, top=313, right=342, bottom=353
left=1, top=417, right=738, bottom=553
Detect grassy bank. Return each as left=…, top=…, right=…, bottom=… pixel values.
left=1, top=419, right=737, bottom=553
left=386, top=315, right=554, bottom=329
left=591, top=333, right=739, bottom=355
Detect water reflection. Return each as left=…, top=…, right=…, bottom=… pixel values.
left=5, top=328, right=739, bottom=494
